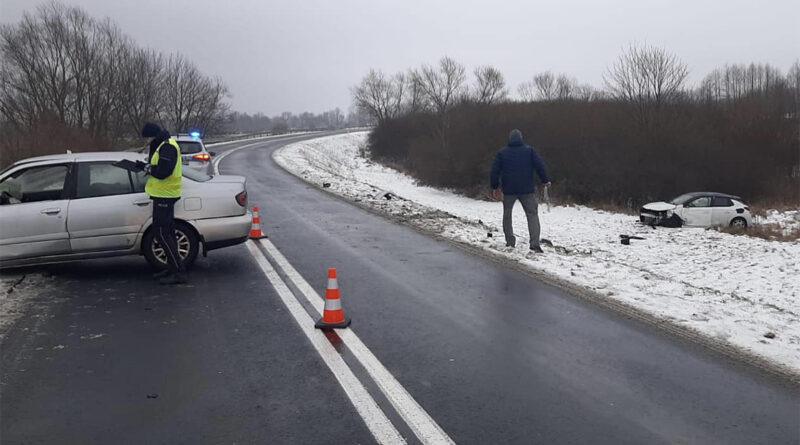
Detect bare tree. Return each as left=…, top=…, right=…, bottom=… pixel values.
left=351, top=69, right=404, bottom=124
left=119, top=48, right=165, bottom=135
left=411, top=56, right=467, bottom=115
left=473, top=65, right=508, bottom=105
left=533, top=71, right=556, bottom=101
left=556, top=74, right=578, bottom=99
left=700, top=63, right=787, bottom=103
left=789, top=60, right=800, bottom=115
left=517, top=80, right=536, bottom=102
left=404, top=69, right=429, bottom=113
left=604, top=43, right=689, bottom=126
left=0, top=0, right=229, bottom=146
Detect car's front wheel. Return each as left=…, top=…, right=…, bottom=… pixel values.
left=142, top=222, right=199, bottom=270
left=730, top=217, right=748, bottom=229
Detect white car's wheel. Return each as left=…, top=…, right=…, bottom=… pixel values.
left=730, top=217, right=747, bottom=229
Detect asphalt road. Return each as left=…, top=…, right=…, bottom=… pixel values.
left=2, top=133, right=798, bottom=444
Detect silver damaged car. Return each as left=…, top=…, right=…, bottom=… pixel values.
left=0, top=152, right=251, bottom=269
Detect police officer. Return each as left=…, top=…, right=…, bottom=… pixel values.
left=141, top=122, right=187, bottom=285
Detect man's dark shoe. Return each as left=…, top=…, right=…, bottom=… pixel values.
left=530, top=246, right=544, bottom=253
left=152, top=269, right=171, bottom=279
left=159, top=273, right=188, bottom=285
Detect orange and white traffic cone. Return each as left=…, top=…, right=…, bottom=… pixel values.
left=249, top=206, right=266, bottom=239
left=315, top=268, right=351, bottom=329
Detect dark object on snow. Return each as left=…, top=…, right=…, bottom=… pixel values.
left=620, top=234, right=645, bottom=245
left=487, top=232, right=493, bottom=238
left=764, top=332, right=776, bottom=339
left=322, top=182, right=331, bottom=188
left=374, top=191, right=394, bottom=200
left=540, top=238, right=553, bottom=247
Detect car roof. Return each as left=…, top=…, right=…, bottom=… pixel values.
left=9, top=151, right=144, bottom=168
left=684, top=191, right=743, bottom=201
left=174, top=134, right=205, bottom=143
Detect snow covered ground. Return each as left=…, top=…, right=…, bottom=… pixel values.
left=274, top=132, right=800, bottom=378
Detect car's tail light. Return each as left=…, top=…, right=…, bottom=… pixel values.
left=193, top=153, right=211, bottom=162
left=235, top=191, right=247, bottom=207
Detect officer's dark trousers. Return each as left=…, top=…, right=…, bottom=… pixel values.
left=152, top=197, right=184, bottom=274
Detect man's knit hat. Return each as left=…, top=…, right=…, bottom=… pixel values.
left=141, top=122, right=162, bottom=138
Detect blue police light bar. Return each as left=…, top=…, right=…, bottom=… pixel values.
left=189, top=131, right=201, bottom=139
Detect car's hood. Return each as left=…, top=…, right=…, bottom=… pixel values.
left=642, top=202, right=677, bottom=212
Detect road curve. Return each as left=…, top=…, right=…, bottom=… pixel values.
left=219, top=134, right=799, bottom=444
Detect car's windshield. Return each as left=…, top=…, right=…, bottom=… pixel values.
left=182, top=167, right=211, bottom=182
left=670, top=193, right=697, bottom=205
left=177, top=141, right=203, bottom=155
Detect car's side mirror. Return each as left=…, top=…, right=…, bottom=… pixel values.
left=209, top=151, right=216, bottom=157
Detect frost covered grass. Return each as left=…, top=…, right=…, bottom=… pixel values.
left=274, top=131, right=800, bottom=377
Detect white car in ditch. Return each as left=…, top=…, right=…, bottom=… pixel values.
left=0, top=152, right=252, bottom=270
left=640, top=192, right=753, bottom=228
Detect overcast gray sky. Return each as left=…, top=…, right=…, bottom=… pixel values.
left=2, top=0, right=799, bottom=115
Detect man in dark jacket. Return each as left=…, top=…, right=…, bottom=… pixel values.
left=141, top=122, right=187, bottom=284
left=490, top=129, right=551, bottom=253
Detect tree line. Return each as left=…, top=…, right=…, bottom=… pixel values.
left=226, top=107, right=372, bottom=134
left=0, top=1, right=230, bottom=166
left=353, top=45, right=800, bottom=207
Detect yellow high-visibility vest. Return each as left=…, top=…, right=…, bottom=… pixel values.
left=145, top=138, right=182, bottom=198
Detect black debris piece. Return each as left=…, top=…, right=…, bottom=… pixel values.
left=146, top=393, right=159, bottom=399
left=322, top=182, right=331, bottom=188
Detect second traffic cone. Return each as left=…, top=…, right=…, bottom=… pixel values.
left=315, top=268, right=351, bottom=329
left=250, top=206, right=266, bottom=239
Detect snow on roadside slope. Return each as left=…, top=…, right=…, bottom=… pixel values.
left=274, top=131, right=800, bottom=376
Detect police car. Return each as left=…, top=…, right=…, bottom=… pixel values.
left=175, top=132, right=215, bottom=175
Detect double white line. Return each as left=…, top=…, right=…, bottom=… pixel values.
left=246, top=239, right=454, bottom=445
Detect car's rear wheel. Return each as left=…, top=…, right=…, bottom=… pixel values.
left=730, top=217, right=748, bottom=229
left=143, top=222, right=199, bottom=270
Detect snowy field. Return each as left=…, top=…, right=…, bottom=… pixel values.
left=274, top=131, right=800, bottom=378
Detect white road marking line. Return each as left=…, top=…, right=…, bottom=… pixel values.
left=244, top=241, right=406, bottom=445
left=213, top=141, right=270, bottom=175
left=258, top=238, right=455, bottom=445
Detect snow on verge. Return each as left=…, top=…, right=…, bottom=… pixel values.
left=274, top=131, right=800, bottom=379
left=0, top=272, right=51, bottom=339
